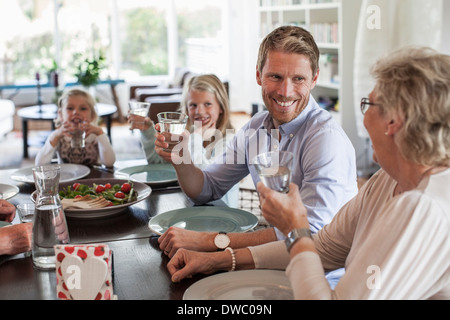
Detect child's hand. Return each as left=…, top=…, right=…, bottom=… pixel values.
left=193, top=120, right=217, bottom=141
left=84, top=123, right=104, bottom=136
left=49, top=121, right=72, bottom=147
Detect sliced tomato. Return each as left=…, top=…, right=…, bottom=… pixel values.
left=104, top=183, right=112, bottom=189
left=73, top=183, right=80, bottom=191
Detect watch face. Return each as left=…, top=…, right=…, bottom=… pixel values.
left=214, top=234, right=230, bottom=249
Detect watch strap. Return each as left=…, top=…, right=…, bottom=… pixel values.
left=285, top=228, right=312, bottom=252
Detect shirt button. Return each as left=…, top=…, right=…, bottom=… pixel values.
left=273, top=145, right=278, bottom=150
left=290, top=134, right=294, bottom=139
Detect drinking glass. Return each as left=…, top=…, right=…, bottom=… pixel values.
left=253, top=151, right=294, bottom=193
left=16, top=203, right=35, bottom=223
left=157, top=112, right=188, bottom=152
left=129, top=102, right=151, bottom=129
left=70, top=119, right=86, bottom=148
left=32, top=165, right=70, bottom=270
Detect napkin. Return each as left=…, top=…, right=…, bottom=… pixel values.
left=54, top=244, right=115, bottom=300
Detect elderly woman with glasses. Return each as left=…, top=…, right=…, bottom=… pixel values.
left=257, top=46, right=450, bottom=299
left=167, top=46, right=449, bottom=300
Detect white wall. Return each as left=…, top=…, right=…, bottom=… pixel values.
left=226, top=0, right=261, bottom=113
left=443, top=0, right=450, bottom=54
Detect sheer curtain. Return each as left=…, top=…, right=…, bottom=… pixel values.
left=353, top=0, right=443, bottom=139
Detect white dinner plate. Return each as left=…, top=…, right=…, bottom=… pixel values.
left=11, top=164, right=91, bottom=184
left=148, top=206, right=258, bottom=235
left=183, top=270, right=293, bottom=300
left=115, top=164, right=177, bottom=186
left=0, top=184, right=20, bottom=200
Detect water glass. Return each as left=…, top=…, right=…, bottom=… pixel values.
left=16, top=203, right=35, bottom=223
left=157, top=112, right=188, bottom=152
left=253, top=151, right=294, bottom=193
left=129, top=102, right=151, bottom=129
left=70, top=120, right=86, bottom=148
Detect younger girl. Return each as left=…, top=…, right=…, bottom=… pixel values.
left=35, top=88, right=116, bottom=167
left=129, top=74, right=239, bottom=207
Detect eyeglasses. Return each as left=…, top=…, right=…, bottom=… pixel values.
left=360, top=98, right=381, bottom=115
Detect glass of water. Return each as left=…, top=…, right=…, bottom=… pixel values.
left=157, top=112, right=188, bottom=152
left=253, top=151, right=294, bottom=193
left=128, top=102, right=151, bottom=129
left=16, top=203, right=35, bottom=223
left=70, top=119, right=86, bottom=148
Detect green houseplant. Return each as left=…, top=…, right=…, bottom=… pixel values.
left=74, top=53, right=106, bottom=87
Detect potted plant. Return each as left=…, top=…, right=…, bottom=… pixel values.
left=74, top=53, right=106, bottom=88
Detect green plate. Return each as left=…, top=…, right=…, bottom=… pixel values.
left=115, top=164, right=177, bottom=186
left=148, top=207, right=258, bottom=235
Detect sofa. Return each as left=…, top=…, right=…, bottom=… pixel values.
left=0, top=99, right=15, bottom=138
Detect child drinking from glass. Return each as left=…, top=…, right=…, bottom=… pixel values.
left=35, top=88, right=116, bottom=167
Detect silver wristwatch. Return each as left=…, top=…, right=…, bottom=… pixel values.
left=285, top=228, right=312, bottom=252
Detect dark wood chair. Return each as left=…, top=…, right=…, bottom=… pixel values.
left=146, top=96, right=182, bottom=124
left=137, top=87, right=183, bottom=102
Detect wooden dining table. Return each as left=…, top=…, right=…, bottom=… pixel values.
left=0, top=163, right=222, bottom=300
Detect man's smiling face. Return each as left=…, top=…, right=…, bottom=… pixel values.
left=257, top=50, right=319, bottom=128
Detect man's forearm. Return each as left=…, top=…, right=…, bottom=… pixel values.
left=174, top=163, right=205, bottom=199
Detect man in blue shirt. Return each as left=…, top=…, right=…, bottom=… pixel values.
left=155, top=26, right=357, bottom=287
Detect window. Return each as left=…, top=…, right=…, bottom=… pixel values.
left=175, top=0, right=226, bottom=77
left=117, top=0, right=169, bottom=78
left=0, top=0, right=55, bottom=83
left=0, top=0, right=227, bottom=85
left=57, top=0, right=114, bottom=82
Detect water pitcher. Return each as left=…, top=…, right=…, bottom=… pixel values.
left=32, top=165, right=70, bottom=270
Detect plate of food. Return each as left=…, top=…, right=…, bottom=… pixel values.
left=32, top=178, right=151, bottom=219
left=11, top=164, right=91, bottom=184
left=114, top=164, right=178, bottom=187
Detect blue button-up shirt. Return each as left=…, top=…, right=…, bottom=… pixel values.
left=193, top=95, right=358, bottom=236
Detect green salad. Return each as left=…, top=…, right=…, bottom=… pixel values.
left=59, top=181, right=137, bottom=206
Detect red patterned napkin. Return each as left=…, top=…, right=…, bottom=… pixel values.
left=54, top=244, right=115, bottom=300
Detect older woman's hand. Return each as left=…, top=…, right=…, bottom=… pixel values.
left=0, top=200, right=17, bottom=223
left=257, top=182, right=308, bottom=236
left=167, top=248, right=229, bottom=283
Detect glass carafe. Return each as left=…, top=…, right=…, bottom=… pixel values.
left=32, top=165, right=70, bottom=270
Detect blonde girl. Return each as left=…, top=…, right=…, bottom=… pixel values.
left=135, top=74, right=239, bottom=207
left=35, top=88, right=115, bottom=166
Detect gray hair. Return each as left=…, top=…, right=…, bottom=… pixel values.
left=371, top=46, right=450, bottom=166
